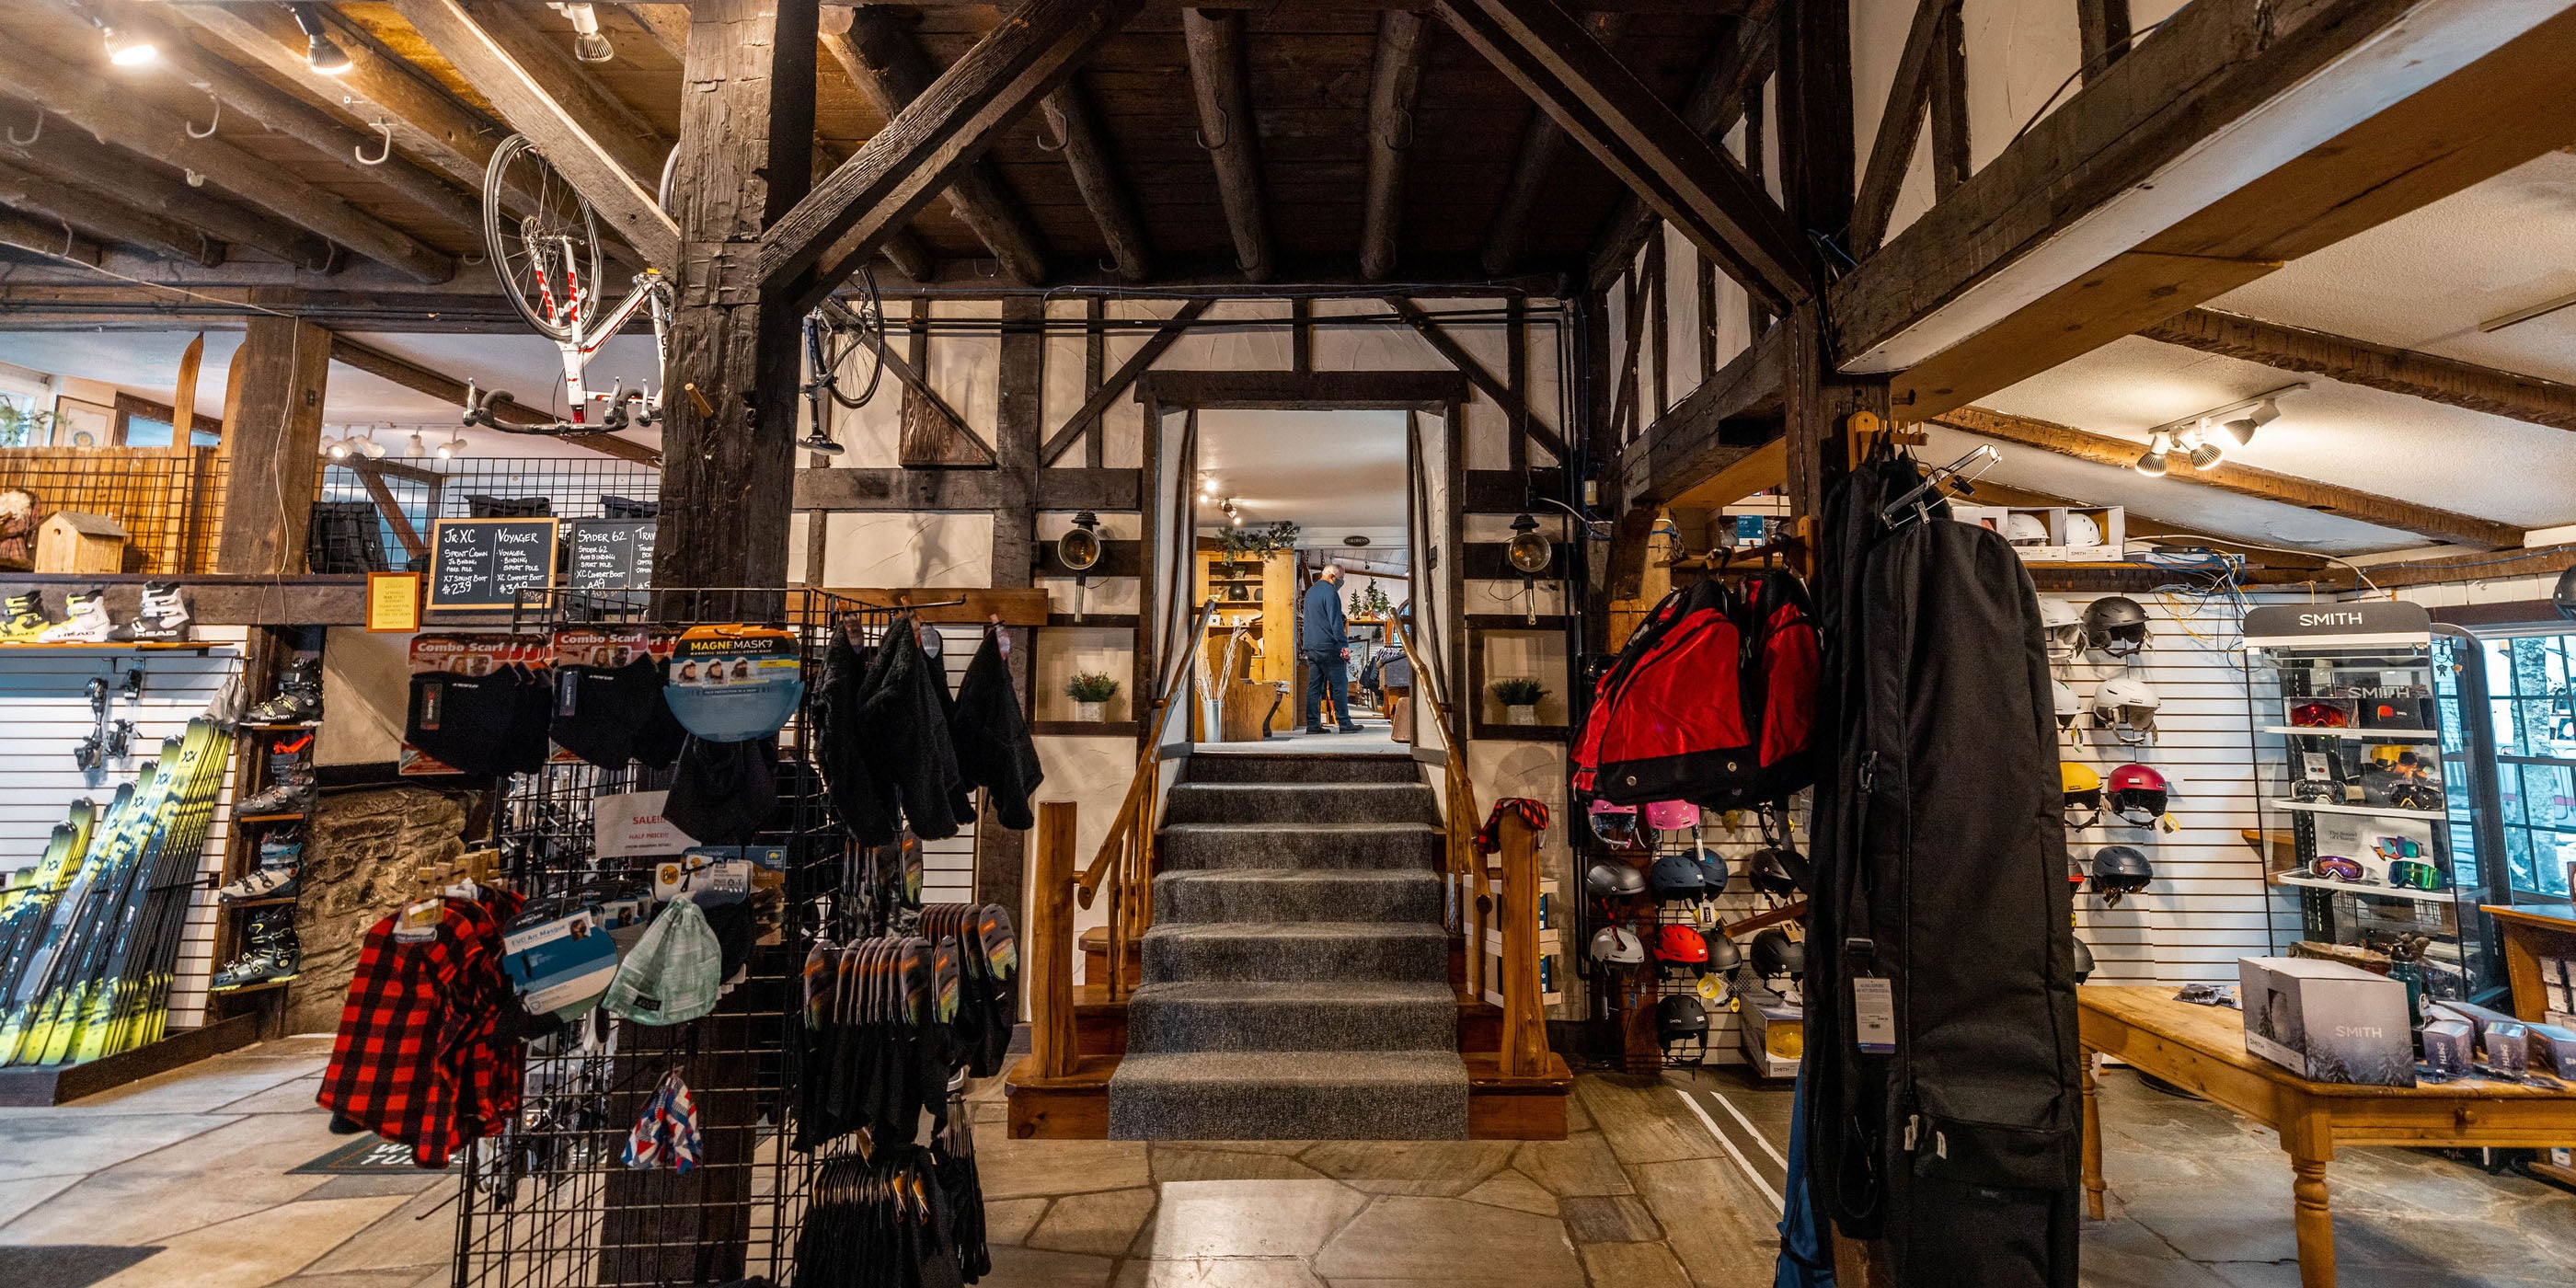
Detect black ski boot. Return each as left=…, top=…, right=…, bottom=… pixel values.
left=212, top=907, right=301, bottom=990
left=236, top=767, right=316, bottom=817
left=245, top=658, right=323, bottom=725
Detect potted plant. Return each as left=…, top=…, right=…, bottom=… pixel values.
left=1066, top=673, right=1119, bottom=722
left=1491, top=677, right=1547, bottom=727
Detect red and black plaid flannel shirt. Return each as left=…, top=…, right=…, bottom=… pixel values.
left=317, top=892, right=523, bottom=1168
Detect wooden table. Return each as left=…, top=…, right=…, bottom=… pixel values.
left=2079, top=985, right=2576, bottom=1288
left=2481, top=902, right=2576, bottom=1022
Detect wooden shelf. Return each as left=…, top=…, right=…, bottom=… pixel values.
left=0, top=641, right=222, bottom=653
left=208, top=978, right=294, bottom=996
left=235, top=812, right=305, bottom=825
left=223, top=896, right=299, bottom=910
left=2274, top=799, right=2444, bottom=821
left=2260, top=726, right=2439, bottom=742
left=2268, top=870, right=2454, bottom=903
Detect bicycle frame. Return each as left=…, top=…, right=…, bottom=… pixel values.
left=466, top=262, right=670, bottom=435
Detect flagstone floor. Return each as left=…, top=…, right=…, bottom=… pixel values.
left=0, top=1037, right=2569, bottom=1287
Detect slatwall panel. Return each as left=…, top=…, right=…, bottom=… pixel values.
left=1649, top=807, right=1805, bottom=1067
left=0, top=636, right=247, bottom=1032
left=921, top=624, right=981, bottom=907
left=2050, top=591, right=2273, bottom=986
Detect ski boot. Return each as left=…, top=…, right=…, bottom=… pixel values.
left=236, top=768, right=316, bottom=817
left=117, top=582, right=192, bottom=643
left=245, top=658, right=324, bottom=725
left=214, top=865, right=299, bottom=903
left=38, top=588, right=114, bottom=643
left=0, top=592, right=52, bottom=643
left=212, top=907, right=301, bottom=989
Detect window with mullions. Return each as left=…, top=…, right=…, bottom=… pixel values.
left=2475, top=633, right=2576, bottom=898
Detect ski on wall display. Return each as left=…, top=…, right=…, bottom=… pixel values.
left=0, top=718, right=234, bottom=1066
left=0, top=802, right=99, bottom=1032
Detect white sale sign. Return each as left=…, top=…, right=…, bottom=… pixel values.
left=593, top=790, right=701, bottom=858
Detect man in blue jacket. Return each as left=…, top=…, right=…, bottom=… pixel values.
left=1300, top=564, right=1362, bottom=734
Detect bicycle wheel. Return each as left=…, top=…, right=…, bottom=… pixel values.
left=482, top=134, right=602, bottom=345
left=820, top=266, right=886, bottom=408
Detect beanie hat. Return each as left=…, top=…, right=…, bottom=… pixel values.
left=603, top=895, right=722, bottom=1025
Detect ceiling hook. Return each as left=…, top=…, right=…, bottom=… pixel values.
left=183, top=168, right=206, bottom=188
left=1382, top=103, right=1415, bottom=153
left=355, top=119, right=393, bottom=166
left=184, top=95, right=222, bottom=140
left=1193, top=105, right=1230, bottom=152
left=6, top=108, right=40, bottom=147
left=1034, top=118, right=1067, bottom=153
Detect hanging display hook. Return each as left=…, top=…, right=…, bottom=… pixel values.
left=355, top=119, right=393, bottom=166
left=1194, top=105, right=1231, bottom=151
left=6, top=108, right=41, bottom=146
left=184, top=95, right=222, bottom=140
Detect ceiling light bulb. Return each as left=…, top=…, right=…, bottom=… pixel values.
left=325, top=438, right=349, bottom=461
left=1231, top=513, right=1242, bottom=526
left=360, top=434, right=386, bottom=460
left=406, top=431, right=426, bottom=457
left=435, top=437, right=459, bottom=461
left=2221, top=416, right=2260, bottom=446
left=102, top=25, right=155, bottom=66
left=2133, top=449, right=2166, bottom=477
left=305, top=32, right=352, bottom=74
left=2188, top=441, right=2224, bottom=470
left=555, top=4, right=614, bottom=63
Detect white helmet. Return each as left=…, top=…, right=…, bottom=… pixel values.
left=2003, top=512, right=2051, bottom=546
left=2040, top=600, right=2086, bottom=661
left=2053, top=680, right=2083, bottom=731
left=2091, top=677, right=2162, bottom=744
left=2064, top=512, right=2104, bottom=547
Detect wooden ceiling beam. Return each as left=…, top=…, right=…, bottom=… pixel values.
left=77, top=2, right=484, bottom=236
left=173, top=2, right=506, bottom=193
left=1834, top=0, right=2576, bottom=419
left=618, top=4, right=693, bottom=62
left=1182, top=7, right=1271, bottom=282
left=327, top=332, right=663, bottom=466
left=1847, top=0, right=1955, bottom=257
left=1, top=122, right=339, bottom=272
left=387, top=0, right=680, bottom=270
left=1931, top=405, right=2524, bottom=550
left=0, top=44, right=454, bottom=282
left=1040, top=81, right=1150, bottom=283
left=1481, top=11, right=1626, bottom=277
left=0, top=160, right=224, bottom=267
left=1357, top=8, right=1431, bottom=282
left=1582, top=0, right=1777, bottom=293
left=1623, top=320, right=1788, bottom=510
left=0, top=206, right=102, bottom=269
left=2140, top=307, right=2576, bottom=433
left=828, top=6, right=1051, bottom=285
left=760, top=0, right=1140, bottom=310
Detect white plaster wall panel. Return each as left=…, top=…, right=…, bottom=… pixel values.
left=319, top=627, right=409, bottom=766
left=1629, top=244, right=1658, bottom=429
left=1041, top=297, right=1092, bottom=461
left=820, top=512, right=993, bottom=587
left=1852, top=0, right=1941, bottom=247
left=1662, top=224, right=1704, bottom=399
left=1310, top=298, right=1432, bottom=372
left=1961, top=0, right=2084, bottom=172
left=787, top=512, right=809, bottom=584
left=0, top=639, right=248, bottom=1030
left=1527, top=303, right=1568, bottom=448
left=822, top=299, right=912, bottom=468
left=1604, top=285, right=1630, bottom=431
left=1036, top=627, right=1138, bottom=723
left=1467, top=580, right=1571, bottom=619
left=1029, top=733, right=1136, bottom=981
left=1098, top=299, right=1179, bottom=468
left=1158, top=299, right=1292, bottom=372
left=926, top=299, right=1001, bottom=455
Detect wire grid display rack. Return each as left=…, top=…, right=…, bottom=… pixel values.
left=0, top=445, right=227, bottom=573
left=314, top=457, right=660, bottom=574
left=449, top=587, right=912, bottom=1288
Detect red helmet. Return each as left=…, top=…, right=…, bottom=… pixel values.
left=2106, top=764, right=2169, bottom=826
left=1653, top=923, right=1710, bottom=971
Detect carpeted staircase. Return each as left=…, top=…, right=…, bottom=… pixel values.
left=1105, top=750, right=1469, bottom=1140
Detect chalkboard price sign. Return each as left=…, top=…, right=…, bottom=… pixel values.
left=567, top=519, right=657, bottom=591
left=426, top=517, right=560, bottom=611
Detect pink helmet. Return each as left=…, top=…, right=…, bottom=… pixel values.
left=1642, top=799, right=1700, bottom=832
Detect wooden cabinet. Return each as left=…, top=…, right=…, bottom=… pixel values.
left=1194, top=546, right=1297, bottom=737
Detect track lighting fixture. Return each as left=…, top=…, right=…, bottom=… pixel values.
left=406, top=431, right=426, bottom=459
left=287, top=4, right=351, bottom=75
left=2132, top=431, right=2168, bottom=477
left=553, top=4, right=614, bottom=63
left=436, top=433, right=466, bottom=461
left=324, top=429, right=350, bottom=462
left=357, top=428, right=386, bottom=460
left=100, top=21, right=155, bottom=67
left=2140, top=384, right=2305, bottom=472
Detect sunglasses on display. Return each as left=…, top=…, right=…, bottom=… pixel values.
left=2389, top=783, right=2445, bottom=811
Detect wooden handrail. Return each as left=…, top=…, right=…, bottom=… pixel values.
left=1392, top=614, right=1489, bottom=1001
left=1492, top=807, right=1549, bottom=1078
left=1076, top=596, right=1220, bottom=904
left=1029, top=800, right=1078, bottom=1079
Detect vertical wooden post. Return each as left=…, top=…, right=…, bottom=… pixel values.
left=1030, top=800, right=1077, bottom=1079
left=975, top=295, right=1044, bottom=913
left=1497, top=807, right=1547, bottom=1077
left=213, top=316, right=329, bottom=575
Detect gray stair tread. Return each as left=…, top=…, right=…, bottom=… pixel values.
left=1170, top=781, right=1425, bottom=793
left=1159, top=822, right=1442, bottom=836
left=1142, top=921, right=1449, bottom=943
left=1111, top=1051, right=1469, bottom=1088
left=1156, top=868, right=1439, bottom=887
left=1127, top=981, right=1457, bottom=1006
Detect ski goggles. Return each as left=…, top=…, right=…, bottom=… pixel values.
left=2309, top=855, right=2366, bottom=882
left=2388, top=859, right=2444, bottom=891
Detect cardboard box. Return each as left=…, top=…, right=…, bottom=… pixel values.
left=2239, top=956, right=2417, bottom=1087
left=2421, top=1018, right=2474, bottom=1075
left=1740, top=997, right=1802, bottom=1078
left=2524, top=1023, right=2576, bottom=1079
left=2428, top=999, right=2519, bottom=1047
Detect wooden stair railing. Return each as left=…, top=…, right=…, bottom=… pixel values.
left=1029, top=800, right=1078, bottom=1079
left=1068, top=597, right=1219, bottom=1004
left=1391, top=615, right=1488, bottom=1004
left=1490, top=805, right=1549, bottom=1077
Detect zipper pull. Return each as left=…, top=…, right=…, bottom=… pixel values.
left=1902, top=1113, right=1920, bottom=1152
left=1859, top=752, right=1880, bottom=793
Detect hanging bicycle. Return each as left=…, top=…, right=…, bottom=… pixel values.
left=463, top=134, right=674, bottom=436
left=795, top=274, right=889, bottom=455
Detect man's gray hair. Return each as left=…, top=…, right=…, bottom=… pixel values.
left=1321, top=562, right=1343, bottom=578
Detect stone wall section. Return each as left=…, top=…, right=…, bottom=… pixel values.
left=287, top=787, right=467, bottom=1033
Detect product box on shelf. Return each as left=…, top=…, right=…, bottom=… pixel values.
left=2240, top=956, right=2417, bottom=1087
left=1950, top=505, right=2126, bottom=562
left=2524, top=1023, right=2576, bottom=1078
left=2486, top=1023, right=2530, bottom=1079
left=2339, top=679, right=2436, bottom=731
left=2428, top=998, right=2520, bottom=1045
left=1741, top=996, right=1802, bottom=1078
left=1479, top=953, right=1564, bottom=1008
left=2421, top=1018, right=2475, bottom=1075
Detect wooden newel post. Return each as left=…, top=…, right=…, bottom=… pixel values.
left=1030, top=800, right=1078, bottom=1080
left=1497, top=809, right=1548, bottom=1078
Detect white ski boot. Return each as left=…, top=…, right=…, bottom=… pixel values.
left=38, top=589, right=113, bottom=643
left=118, top=582, right=192, bottom=643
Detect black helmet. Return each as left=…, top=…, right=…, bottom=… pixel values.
left=1649, top=853, right=1707, bottom=903
left=1751, top=927, right=1804, bottom=981
left=2089, top=845, right=2154, bottom=904
left=1656, top=993, right=1709, bottom=1046
left=2071, top=937, right=2098, bottom=984
left=1586, top=861, right=1646, bottom=901
left=1743, top=847, right=1804, bottom=900
left=1692, top=846, right=1731, bottom=893
left=2082, top=596, right=2150, bottom=657
left=1703, top=931, right=1742, bottom=973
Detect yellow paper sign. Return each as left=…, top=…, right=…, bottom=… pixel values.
left=368, top=571, right=422, bottom=633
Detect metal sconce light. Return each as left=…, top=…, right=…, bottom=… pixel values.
left=1506, top=512, right=1551, bottom=625
left=287, top=5, right=351, bottom=75
left=1058, top=510, right=1101, bottom=618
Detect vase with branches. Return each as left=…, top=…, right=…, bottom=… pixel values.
left=0, top=404, right=61, bottom=449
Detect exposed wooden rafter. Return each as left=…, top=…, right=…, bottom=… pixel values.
left=0, top=161, right=223, bottom=268
left=1848, top=0, right=1958, bottom=256
left=0, top=44, right=454, bottom=282
left=2140, top=308, right=2576, bottom=432
left=1480, top=11, right=1627, bottom=277
left=1040, top=81, right=1150, bottom=283
left=0, top=207, right=100, bottom=269
left=618, top=4, right=693, bottom=62
left=1931, top=405, right=2524, bottom=549
left=0, top=123, right=339, bottom=273
left=760, top=0, right=1142, bottom=312
left=387, top=0, right=681, bottom=270
left=828, top=6, right=1052, bottom=286
left=1620, top=320, right=1788, bottom=509
left=1583, top=0, right=1777, bottom=293
left=1357, top=9, right=1431, bottom=282
left=1182, top=7, right=1272, bottom=282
